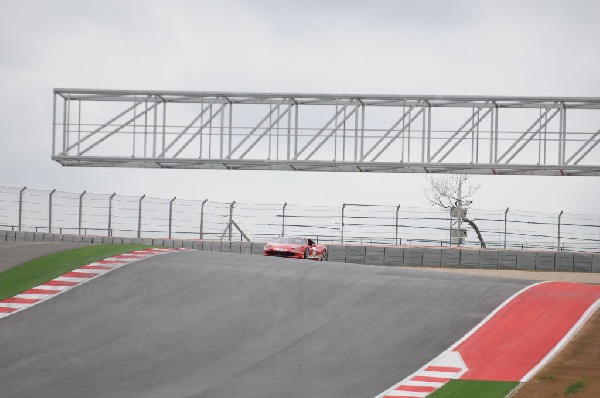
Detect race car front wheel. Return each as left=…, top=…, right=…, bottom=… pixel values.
left=303, top=248, right=309, bottom=259
left=320, top=250, right=328, bottom=261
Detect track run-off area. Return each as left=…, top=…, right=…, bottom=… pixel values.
left=1, top=249, right=598, bottom=398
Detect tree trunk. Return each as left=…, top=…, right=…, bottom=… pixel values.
left=462, top=218, right=486, bottom=248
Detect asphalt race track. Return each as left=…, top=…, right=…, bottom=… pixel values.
left=0, top=242, right=90, bottom=273
left=0, top=250, right=532, bottom=398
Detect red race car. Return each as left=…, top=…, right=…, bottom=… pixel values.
left=263, top=237, right=328, bottom=261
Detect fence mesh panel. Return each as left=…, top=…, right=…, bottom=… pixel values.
left=0, top=186, right=598, bottom=252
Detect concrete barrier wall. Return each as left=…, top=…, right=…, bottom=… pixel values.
left=517, top=251, right=536, bottom=271
left=498, top=250, right=517, bottom=270
left=365, top=246, right=385, bottom=265
left=479, top=250, right=499, bottom=269
left=1, top=230, right=598, bottom=273
left=441, top=249, right=461, bottom=268
left=593, top=255, right=600, bottom=273
left=346, top=246, right=366, bottom=264
left=404, top=248, right=423, bottom=267
left=422, top=248, right=441, bottom=268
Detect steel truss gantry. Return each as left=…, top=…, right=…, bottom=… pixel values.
left=52, top=89, right=600, bottom=176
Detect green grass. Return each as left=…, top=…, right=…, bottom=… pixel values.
left=565, top=381, right=586, bottom=395
left=427, top=380, right=519, bottom=398
left=0, top=244, right=151, bottom=301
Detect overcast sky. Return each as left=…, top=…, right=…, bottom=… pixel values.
left=1, top=0, right=599, bottom=215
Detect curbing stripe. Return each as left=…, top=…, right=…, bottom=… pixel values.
left=374, top=282, right=548, bottom=398
left=375, top=281, right=600, bottom=398
left=0, top=248, right=190, bottom=320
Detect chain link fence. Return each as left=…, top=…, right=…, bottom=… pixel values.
left=1, top=186, right=598, bottom=252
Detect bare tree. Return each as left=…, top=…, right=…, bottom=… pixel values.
left=424, top=174, right=486, bottom=248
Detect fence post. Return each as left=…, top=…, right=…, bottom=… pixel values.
left=449, top=211, right=453, bottom=247
left=78, top=190, right=86, bottom=235
left=18, top=186, right=27, bottom=231
left=108, top=193, right=116, bottom=236
left=48, top=189, right=56, bottom=233
left=557, top=210, right=564, bottom=250
left=228, top=201, right=236, bottom=242
left=395, top=204, right=401, bottom=245
left=168, top=197, right=176, bottom=239
left=281, top=202, right=287, bottom=237
left=137, top=194, right=145, bottom=238
left=200, top=199, right=208, bottom=239
left=504, top=207, right=509, bottom=249
left=341, top=203, right=347, bottom=244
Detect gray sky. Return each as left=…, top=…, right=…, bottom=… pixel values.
left=1, top=0, right=599, bottom=214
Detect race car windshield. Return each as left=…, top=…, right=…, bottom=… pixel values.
left=274, top=237, right=306, bottom=245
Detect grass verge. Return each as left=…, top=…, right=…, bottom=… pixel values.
left=565, top=381, right=586, bottom=395
left=0, top=244, right=150, bottom=301
left=427, top=380, right=519, bottom=398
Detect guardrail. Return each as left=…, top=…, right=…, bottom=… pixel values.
left=2, top=230, right=598, bottom=273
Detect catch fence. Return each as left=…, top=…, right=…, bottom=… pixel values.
left=0, top=186, right=598, bottom=253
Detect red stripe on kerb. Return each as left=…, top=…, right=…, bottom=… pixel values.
left=395, top=385, right=437, bottom=392
left=425, top=365, right=462, bottom=373
left=96, top=259, right=124, bottom=264
left=0, top=307, right=19, bottom=313
left=80, top=265, right=112, bottom=270
left=1, top=297, right=41, bottom=304
left=384, top=396, right=420, bottom=398
left=63, top=271, right=98, bottom=278
left=456, top=282, right=600, bottom=381
left=411, top=375, right=451, bottom=383
left=43, top=280, right=79, bottom=286
left=22, top=288, right=60, bottom=295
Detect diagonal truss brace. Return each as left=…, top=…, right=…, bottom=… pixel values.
left=228, top=101, right=287, bottom=159
left=227, top=100, right=293, bottom=159
left=158, top=97, right=220, bottom=158
left=430, top=102, right=490, bottom=162
left=61, top=95, right=153, bottom=156
left=294, top=100, right=359, bottom=161
left=361, top=101, right=423, bottom=161
left=172, top=101, right=226, bottom=158
left=436, top=105, right=493, bottom=163
left=369, top=103, right=427, bottom=162
left=239, top=103, right=292, bottom=159
left=498, top=103, right=560, bottom=163
left=565, top=128, right=600, bottom=165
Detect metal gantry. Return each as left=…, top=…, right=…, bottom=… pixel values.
left=52, top=89, right=600, bottom=176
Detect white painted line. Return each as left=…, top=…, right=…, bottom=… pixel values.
left=35, top=285, right=72, bottom=291
left=403, top=380, right=445, bottom=388
left=15, top=293, right=62, bottom=300
left=381, top=390, right=428, bottom=397
left=74, top=268, right=111, bottom=274
left=0, top=303, right=31, bottom=309
left=419, top=371, right=459, bottom=379
left=53, top=277, right=91, bottom=283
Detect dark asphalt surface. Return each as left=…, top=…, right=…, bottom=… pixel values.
left=0, top=250, right=532, bottom=398
left=0, top=242, right=90, bottom=273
